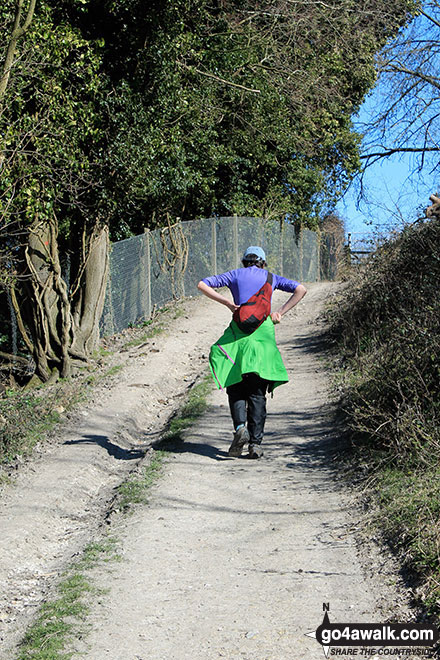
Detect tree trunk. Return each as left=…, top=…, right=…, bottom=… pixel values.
left=70, top=224, right=109, bottom=360
left=13, top=217, right=109, bottom=382
left=0, top=0, right=37, bottom=171
left=0, top=0, right=37, bottom=107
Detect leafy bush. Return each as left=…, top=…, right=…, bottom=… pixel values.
left=328, top=217, right=440, bottom=621
left=330, top=218, right=440, bottom=460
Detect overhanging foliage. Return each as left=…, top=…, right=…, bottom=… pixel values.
left=0, top=0, right=418, bottom=378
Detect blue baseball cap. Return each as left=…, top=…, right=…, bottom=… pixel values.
left=243, top=246, right=266, bottom=261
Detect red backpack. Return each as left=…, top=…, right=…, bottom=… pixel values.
left=233, top=272, right=273, bottom=334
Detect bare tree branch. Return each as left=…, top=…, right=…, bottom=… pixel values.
left=178, top=62, right=261, bottom=93
left=420, top=7, right=440, bottom=28
left=384, top=63, right=440, bottom=92
left=359, top=1, right=440, bottom=180
left=361, top=146, right=440, bottom=159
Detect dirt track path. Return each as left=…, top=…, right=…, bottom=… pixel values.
left=70, top=283, right=410, bottom=660
left=0, top=294, right=232, bottom=657
left=0, top=282, right=412, bottom=659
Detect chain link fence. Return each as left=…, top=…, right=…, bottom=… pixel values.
left=100, top=216, right=340, bottom=336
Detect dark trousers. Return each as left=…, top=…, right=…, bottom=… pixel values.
left=226, top=373, right=268, bottom=445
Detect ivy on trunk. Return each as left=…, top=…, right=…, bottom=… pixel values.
left=11, top=219, right=109, bottom=382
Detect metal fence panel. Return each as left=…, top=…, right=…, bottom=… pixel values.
left=182, top=218, right=215, bottom=296
left=236, top=217, right=264, bottom=268
left=282, top=225, right=301, bottom=280
left=149, top=224, right=186, bottom=308
left=100, top=233, right=149, bottom=336
left=260, top=219, right=283, bottom=274
left=301, top=229, right=319, bottom=281
left=215, top=217, right=235, bottom=274
left=101, top=217, right=335, bottom=336
left=320, top=232, right=340, bottom=280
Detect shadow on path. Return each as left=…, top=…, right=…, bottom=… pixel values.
left=152, top=322, right=348, bottom=471
left=154, top=436, right=231, bottom=462
left=265, top=403, right=348, bottom=470
left=64, top=434, right=145, bottom=460
left=145, top=492, right=346, bottom=518
left=277, top=330, right=330, bottom=355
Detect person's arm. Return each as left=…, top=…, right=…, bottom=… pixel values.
left=197, top=280, right=239, bottom=313
left=271, top=284, right=307, bottom=324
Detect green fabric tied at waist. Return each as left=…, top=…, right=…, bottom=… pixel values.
left=209, top=317, right=289, bottom=392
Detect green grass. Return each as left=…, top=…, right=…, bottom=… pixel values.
left=14, top=450, right=169, bottom=659
left=91, top=347, right=114, bottom=359
left=372, top=465, right=440, bottom=615
left=0, top=359, right=119, bottom=465
left=114, top=374, right=214, bottom=514
left=15, top=449, right=172, bottom=660
left=161, top=374, right=213, bottom=444
left=170, top=307, right=185, bottom=320
left=0, top=298, right=193, bottom=466
left=0, top=390, right=67, bottom=463
left=0, top=472, right=12, bottom=487
left=104, top=364, right=124, bottom=378
left=0, top=361, right=125, bottom=465
left=122, top=300, right=186, bottom=348
left=116, top=375, right=213, bottom=510
left=116, top=450, right=167, bottom=511
left=15, top=538, right=120, bottom=660
left=77, top=538, right=121, bottom=569
left=13, top=369, right=214, bottom=658
left=128, top=319, right=153, bottom=329
left=121, top=324, right=164, bottom=349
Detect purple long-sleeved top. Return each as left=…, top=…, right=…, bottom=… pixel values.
left=202, top=266, right=300, bottom=305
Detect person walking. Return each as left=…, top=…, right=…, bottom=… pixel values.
left=197, top=246, right=307, bottom=459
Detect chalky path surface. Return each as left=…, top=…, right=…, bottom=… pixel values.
left=0, top=295, right=231, bottom=657
left=79, top=283, right=406, bottom=660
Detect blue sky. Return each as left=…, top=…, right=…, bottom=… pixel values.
left=335, top=9, right=439, bottom=241
left=336, top=151, right=436, bottom=238
left=336, top=88, right=438, bottom=239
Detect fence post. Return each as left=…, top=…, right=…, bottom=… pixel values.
left=233, top=215, right=239, bottom=268
left=102, top=249, right=114, bottom=335
left=346, top=232, right=352, bottom=267
left=279, top=220, right=284, bottom=276
left=144, top=228, right=151, bottom=319
left=316, top=228, right=321, bottom=281
left=211, top=218, right=217, bottom=274
left=300, top=229, right=304, bottom=280
left=177, top=220, right=186, bottom=299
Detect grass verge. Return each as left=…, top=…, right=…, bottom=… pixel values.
left=121, top=302, right=185, bottom=350
left=116, top=450, right=167, bottom=512
left=326, top=219, right=440, bottom=626
left=158, top=373, right=213, bottom=445
left=365, top=463, right=440, bottom=620
left=328, top=347, right=440, bottom=625
left=0, top=361, right=121, bottom=466
left=0, top=384, right=86, bottom=465
left=14, top=451, right=168, bottom=660
left=121, top=323, right=164, bottom=349
left=117, top=375, right=214, bottom=511
left=15, top=537, right=120, bottom=660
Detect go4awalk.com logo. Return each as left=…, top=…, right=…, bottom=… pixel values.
left=306, top=604, right=439, bottom=658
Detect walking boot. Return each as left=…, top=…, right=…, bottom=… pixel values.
left=228, top=426, right=250, bottom=457
left=248, top=443, right=264, bottom=459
